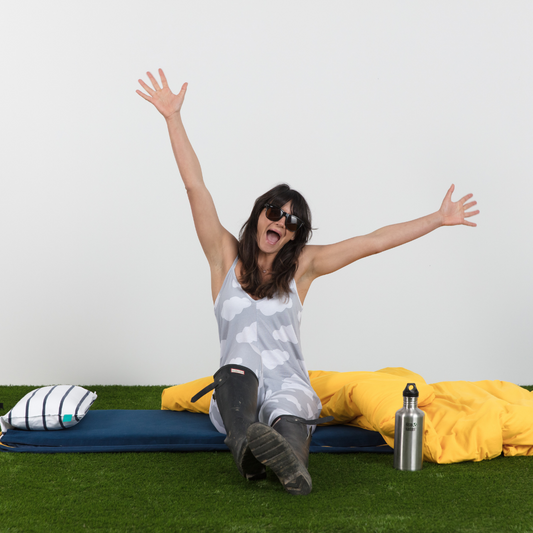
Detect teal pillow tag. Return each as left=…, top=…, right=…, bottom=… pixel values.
left=63, top=414, right=73, bottom=423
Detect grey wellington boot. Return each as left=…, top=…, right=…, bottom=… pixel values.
left=191, top=364, right=266, bottom=480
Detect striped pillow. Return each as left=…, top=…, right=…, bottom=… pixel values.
left=0, top=385, right=97, bottom=432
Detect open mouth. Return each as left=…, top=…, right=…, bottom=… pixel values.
left=266, top=230, right=281, bottom=245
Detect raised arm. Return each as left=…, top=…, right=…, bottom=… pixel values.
left=137, top=69, right=237, bottom=298
left=300, top=184, right=479, bottom=281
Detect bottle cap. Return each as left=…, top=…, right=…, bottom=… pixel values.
left=403, top=383, right=419, bottom=397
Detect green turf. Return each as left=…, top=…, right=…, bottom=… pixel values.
left=1, top=385, right=533, bottom=533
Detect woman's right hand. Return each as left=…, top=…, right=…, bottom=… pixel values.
left=136, top=68, right=187, bottom=119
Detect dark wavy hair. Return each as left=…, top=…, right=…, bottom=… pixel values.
left=238, top=184, right=313, bottom=300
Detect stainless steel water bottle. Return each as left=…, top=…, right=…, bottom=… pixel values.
left=393, top=383, right=425, bottom=471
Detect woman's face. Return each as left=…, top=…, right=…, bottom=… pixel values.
left=256, top=201, right=297, bottom=255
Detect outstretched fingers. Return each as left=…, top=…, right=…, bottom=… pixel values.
left=445, top=183, right=455, bottom=201
left=462, top=196, right=479, bottom=227
left=462, top=217, right=478, bottom=227
left=458, top=192, right=474, bottom=205
left=146, top=71, right=161, bottom=91
left=137, top=78, right=155, bottom=98
left=179, top=82, right=188, bottom=97
left=136, top=88, right=152, bottom=102
left=461, top=195, right=479, bottom=218
left=464, top=205, right=480, bottom=219
left=440, top=185, right=479, bottom=227
left=158, top=68, right=169, bottom=88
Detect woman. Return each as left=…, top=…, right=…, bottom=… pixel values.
left=137, top=69, right=479, bottom=495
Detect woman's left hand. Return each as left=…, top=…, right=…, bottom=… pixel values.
left=439, top=184, right=479, bottom=227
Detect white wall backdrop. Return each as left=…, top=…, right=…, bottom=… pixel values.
left=1, top=1, right=532, bottom=386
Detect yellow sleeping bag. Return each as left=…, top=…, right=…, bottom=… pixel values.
left=161, top=367, right=533, bottom=464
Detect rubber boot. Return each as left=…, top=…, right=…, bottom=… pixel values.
left=191, top=364, right=266, bottom=480
left=246, top=415, right=317, bottom=495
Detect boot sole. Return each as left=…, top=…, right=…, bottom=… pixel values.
left=246, top=423, right=312, bottom=495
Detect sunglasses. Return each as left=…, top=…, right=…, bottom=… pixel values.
left=264, top=204, right=304, bottom=232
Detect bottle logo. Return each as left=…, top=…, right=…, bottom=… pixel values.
left=405, top=422, right=417, bottom=432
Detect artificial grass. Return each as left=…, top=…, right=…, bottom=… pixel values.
left=1, top=385, right=533, bottom=533
left=0, top=385, right=166, bottom=412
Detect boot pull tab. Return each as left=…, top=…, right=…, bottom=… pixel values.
left=273, top=415, right=335, bottom=427
left=190, top=381, right=216, bottom=403
left=190, top=373, right=227, bottom=403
